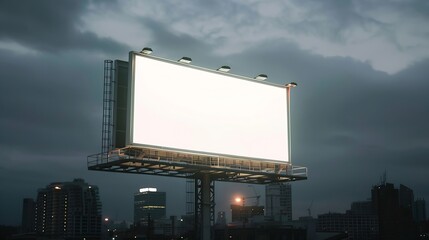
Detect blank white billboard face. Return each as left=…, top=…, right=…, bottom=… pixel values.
left=128, top=53, right=289, bottom=162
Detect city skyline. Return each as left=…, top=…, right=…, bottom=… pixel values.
left=10, top=176, right=429, bottom=227
left=16, top=178, right=427, bottom=239
left=1, top=0, right=429, bottom=226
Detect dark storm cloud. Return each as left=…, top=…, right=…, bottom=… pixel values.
left=134, top=17, right=244, bottom=72
left=142, top=17, right=212, bottom=57
left=0, top=0, right=127, bottom=53
left=0, top=48, right=102, bottom=156
left=237, top=40, right=429, bottom=156
left=369, top=0, right=429, bottom=19
left=289, top=0, right=429, bottom=41
left=287, top=0, right=375, bottom=42
left=213, top=39, right=429, bottom=215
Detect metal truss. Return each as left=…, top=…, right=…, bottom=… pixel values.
left=88, top=147, right=307, bottom=184
left=194, top=176, right=215, bottom=239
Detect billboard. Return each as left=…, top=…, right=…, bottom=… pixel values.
left=127, top=52, right=289, bottom=163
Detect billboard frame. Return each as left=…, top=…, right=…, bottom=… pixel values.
left=126, top=51, right=291, bottom=164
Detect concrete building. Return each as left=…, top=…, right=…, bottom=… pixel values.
left=21, top=198, right=36, bottom=233
left=216, top=211, right=226, bottom=226
left=35, top=178, right=101, bottom=240
left=399, top=184, right=414, bottom=209
left=214, top=224, right=307, bottom=240
left=347, top=201, right=378, bottom=240
left=372, top=183, right=416, bottom=240
left=265, top=182, right=292, bottom=222
left=134, top=187, right=166, bottom=225
left=317, top=201, right=378, bottom=240
left=231, top=205, right=264, bottom=223
left=318, top=182, right=422, bottom=240
left=413, top=198, right=426, bottom=222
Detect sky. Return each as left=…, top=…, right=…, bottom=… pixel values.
left=1, top=0, right=428, bottom=225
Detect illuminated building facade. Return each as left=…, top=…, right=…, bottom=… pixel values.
left=34, top=179, right=101, bottom=239
left=134, top=188, right=166, bottom=225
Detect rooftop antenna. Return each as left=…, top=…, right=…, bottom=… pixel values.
left=380, top=170, right=387, bottom=185
left=307, top=200, right=313, bottom=217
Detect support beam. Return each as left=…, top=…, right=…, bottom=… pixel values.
left=201, top=174, right=211, bottom=240
left=194, top=174, right=215, bottom=240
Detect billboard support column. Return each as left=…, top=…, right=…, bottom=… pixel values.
left=195, top=174, right=215, bottom=239
left=201, top=174, right=211, bottom=240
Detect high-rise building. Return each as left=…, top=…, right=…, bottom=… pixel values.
left=318, top=182, right=420, bottom=240
left=265, top=182, right=292, bottom=222
left=350, top=201, right=374, bottom=216
left=317, top=201, right=378, bottom=240
left=371, top=182, right=399, bottom=240
left=134, top=187, right=166, bottom=225
left=35, top=178, right=101, bottom=240
left=21, top=198, right=36, bottom=233
left=317, top=212, right=347, bottom=233
left=372, top=183, right=416, bottom=240
left=413, top=198, right=426, bottom=222
left=399, top=184, right=414, bottom=209
left=347, top=201, right=378, bottom=240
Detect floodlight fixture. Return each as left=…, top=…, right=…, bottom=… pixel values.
left=286, top=82, right=297, bottom=88
left=140, top=187, right=157, bottom=193
left=178, top=57, right=192, bottom=64
left=255, top=74, right=268, bottom=81
left=217, top=66, right=231, bottom=72
left=140, top=47, right=153, bottom=55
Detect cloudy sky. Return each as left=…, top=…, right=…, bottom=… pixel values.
left=1, top=0, right=428, bottom=225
